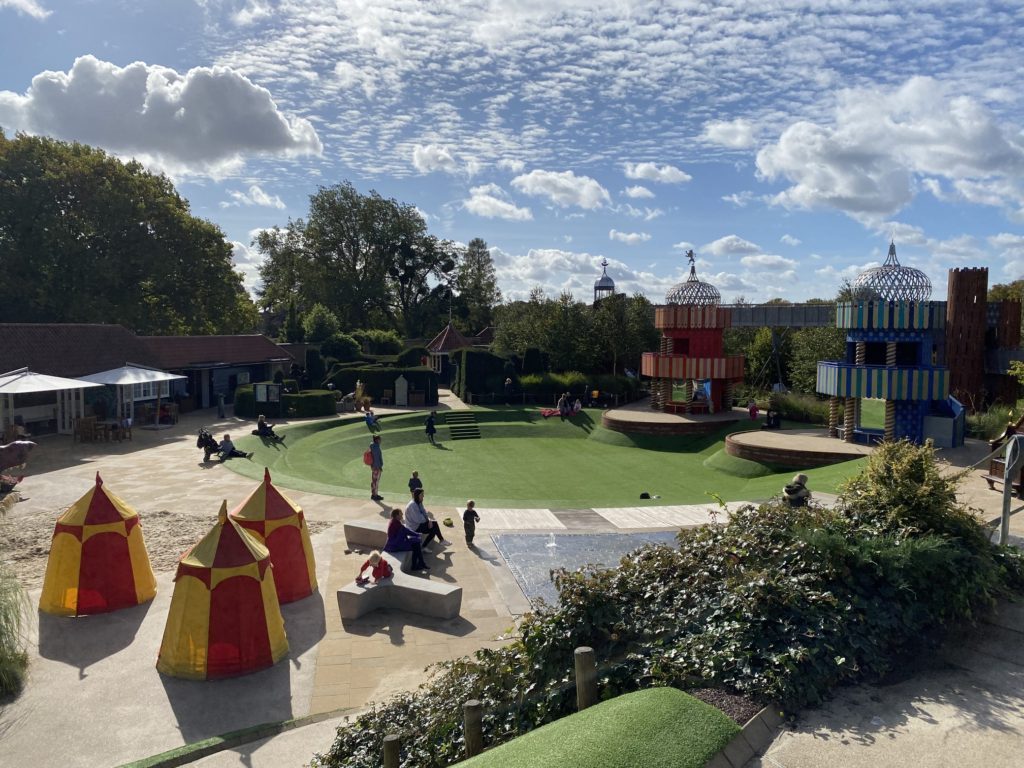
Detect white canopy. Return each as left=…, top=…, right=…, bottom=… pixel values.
left=0, top=368, right=103, bottom=394
left=78, top=363, right=185, bottom=386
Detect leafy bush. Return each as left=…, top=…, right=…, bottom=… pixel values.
left=303, top=303, right=341, bottom=343
left=282, top=390, right=336, bottom=418
left=0, top=563, right=28, bottom=696
left=321, top=332, right=361, bottom=362
left=323, top=366, right=439, bottom=405
left=353, top=328, right=403, bottom=355
left=769, top=391, right=829, bottom=424
left=967, top=401, right=1021, bottom=440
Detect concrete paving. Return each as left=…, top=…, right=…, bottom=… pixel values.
left=1, top=400, right=1022, bottom=768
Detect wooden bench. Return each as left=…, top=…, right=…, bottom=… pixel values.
left=339, top=521, right=462, bottom=620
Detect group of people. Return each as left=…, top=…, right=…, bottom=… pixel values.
left=357, top=471, right=481, bottom=581
left=541, top=392, right=582, bottom=419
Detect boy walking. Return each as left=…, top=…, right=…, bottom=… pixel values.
left=369, top=434, right=384, bottom=501
left=463, top=500, right=480, bottom=546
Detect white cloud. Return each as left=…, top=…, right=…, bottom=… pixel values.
left=412, top=143, right=460, bottom=174
left=0, top=55, right=321, bottom=175
left=222, top=184, right=286, bottom=209
left=704, top=235, right=761, bottom=257
left=609, top=229, right=651, bottom=245
left=780, top=234, right=802, bottom=246
left=623, top=161, right=691, bottom=184
left=757, top=76, right=1024, bottom=220
left=232, top=0, right=272, bottom=25
left=722, top=191, right=755, bottom=207
left=231, top=240, right=263, bottom=295
left=741, top=254, right=797, bottom=270
left=333, top=61, right=377, bottom=98
left=703, top=118, right=756, bottom=149
left=464, top=183, right=533, bottom=221
left=498, top=158, right=526, bottom=173
left=672, top=241, right=695, bottom=252
left=623, top=185, right=654, bottom=199
left=511, top=169, right=610, bottom=209
left=989, top=233, right=1024, bottom=278
left=620, top=203, right=663, bottom=220
left=0, top=0, right=50, bottom=20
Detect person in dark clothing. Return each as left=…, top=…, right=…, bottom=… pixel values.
left=408, top=470, right=423, bottom=493
left=384, top=508, right=428, bottom=571
left=425, top=411, right=437, bottom=445
left=463, top=500, right=480, bottom=546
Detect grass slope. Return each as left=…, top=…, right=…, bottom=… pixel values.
left=459, top=687, right=739, bottom=768
left=229, top=407, right=866, bottom=508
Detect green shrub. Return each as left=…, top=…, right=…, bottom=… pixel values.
left=306, top=348, right=326, bottom=385
left=397, top=346, right=429, bottom=367
left=456, top=348, right=511, bottom=398
left=303, top=303, right=341, bottom=342
left=769, top=391, right=829, bottom=424
left=282, top=390, right=336, bottom=418
left=323, top=366, right=439, bottom=405
left=312, top=440, right=1024, bottom=768
left=967, top=401, right=1020, bottom=440
left=0, top=563, right=28, bottom=696
left=353, top=328, right=403, bottom=355
left=321, top=332, right=361, bottom=362
left=234, top=384, right=256, bottom=417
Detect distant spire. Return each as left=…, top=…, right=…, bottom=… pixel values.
left=885, top=239, right=899, bottom=266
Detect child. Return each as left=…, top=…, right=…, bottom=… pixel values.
left=355, top=551, right=393, bottom=585
left=408, top=470, right=423, bottom=493
left=425, top=410, right=437, bottom=445
left=463, top=500, right=480, bottom=546
left=365, top=410, right=380, bottom=432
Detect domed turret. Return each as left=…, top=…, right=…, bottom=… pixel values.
left=666, top=250, right=720, bottom=306
left=853, top=241, right=931, bottom=302
left=594, top=258, right=616, bottom=303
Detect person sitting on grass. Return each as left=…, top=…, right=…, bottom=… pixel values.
left=355, top=551, right=393, bottom=585
left=783, top=473, right=811, bottom=507
left=256, top=414, right=283, bottom=440
left=218, top=434, right=252, bottom=461
left=405, top=487, right=447, bottom=547
left=384, top=508, right=428, bottom=571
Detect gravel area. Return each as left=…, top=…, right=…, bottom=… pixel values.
left=689, top=687, right=764, bottom=725
left=0, top=505, right=333, bottom=590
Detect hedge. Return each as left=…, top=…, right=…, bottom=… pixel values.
left=323, top=366, right=439, bottom=406
left=397, top=346, right=429, bottom=367
left=454, top=348, right=508, bottom=398
left=233, top=384, right=336, bottom=419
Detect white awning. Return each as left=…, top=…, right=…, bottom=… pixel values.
left=77, top=363, right=186, bottom=386
left=0, top=368, right=104, bottom=394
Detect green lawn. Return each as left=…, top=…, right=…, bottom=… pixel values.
left=459, top=687, right=739, bottom=768
left=229, top=407, right=866, bottom=508
left=859, top=398, right=886, bottom=430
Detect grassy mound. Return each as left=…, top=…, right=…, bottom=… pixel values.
left=702, top=449, right=774, bottom=478
left=459, top=688, right=739, bottom=768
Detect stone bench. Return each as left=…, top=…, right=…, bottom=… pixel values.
left=339, top=520, right=462, bottom=620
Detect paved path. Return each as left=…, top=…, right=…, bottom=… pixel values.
left=1, top=398, right=1022, bottom=767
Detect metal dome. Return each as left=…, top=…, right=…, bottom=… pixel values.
left=853, top=241, right=931, bottom=302
left=594, top=258, right=615, bottom=289
left=666, top=250, right=721, bottom=306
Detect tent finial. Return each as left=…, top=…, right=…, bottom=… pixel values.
left=95, top=471, right=103, bottom=486
left=263, top=467, right=271, bottom=483
left=218, top=500, right=228, bottom=524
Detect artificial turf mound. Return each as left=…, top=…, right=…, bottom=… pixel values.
left=459, top=687, right=740, bottom=768
left=230, top=407, right=866, bottom=508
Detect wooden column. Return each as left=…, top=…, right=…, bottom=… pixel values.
left=828, top=397, right=839, bottom=437
left=843, top=397, right=856, bottom=443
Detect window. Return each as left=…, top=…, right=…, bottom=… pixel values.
left=132, top=381, right=170, bottom=400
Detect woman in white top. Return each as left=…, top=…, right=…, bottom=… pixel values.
left=404, top=487, right=447, bottom=546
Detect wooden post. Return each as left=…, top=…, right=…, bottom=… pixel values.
left=574, top=646, right=597, bottom=710
left=464, top=699, right=483, bottom=757
left=828, top=396, right=839, bottom=438
left=383, top=734, right=400, bottom=768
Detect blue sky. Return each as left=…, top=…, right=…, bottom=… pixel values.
left=2, top=0, right=1024, bottom=306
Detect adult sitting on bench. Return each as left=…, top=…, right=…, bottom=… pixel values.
left=384, top=508, right=428, bottom=571
left=405, top=487, right=448, bottom=547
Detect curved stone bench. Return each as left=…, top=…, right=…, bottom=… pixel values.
left=339, top=520, right=462, bottom=620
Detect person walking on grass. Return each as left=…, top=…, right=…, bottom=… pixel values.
left=425, top=410, right=437, bottom=445
left=405, top=487, right=447, bottom=546
left=369, top=434, right=384, bottom=501
left=463, top=500, right=480, bottom=547
left=408, top=470, right=423, bottom=494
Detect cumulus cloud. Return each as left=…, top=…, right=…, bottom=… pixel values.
left=231, top=240, right=263, bottom=295
left=740, top=254, right=797, bottom=270
left=988, top=233, right=1024, bottom=278
left=703, top=118, right=756, bottom=149
left=511, top=169, right=610, bottom=209
left=672, top=241, right=695, bottom=253
left=464, top=183, right=532, bottom=221
left=222, top=184, right=286, bottom=209
left=704, top=235, right=761, bottom=257
left=412, top=143, right=461, bottom=174
left=0, top=0, right=50, bottom=20
left=0, top=55, right=321, bottom=175
left=780, top=234, right=801, bottom=246
left=609, top=229, right=651, bottom=245
left=757, top=76, right=1024, bottom=220
left=623, top=185, right=654, bottom=199
left=498, top=158, right=526, bottom=173
left=623, top=161, right=691, bottom=184
left=620, top=204, right=663, bottom=220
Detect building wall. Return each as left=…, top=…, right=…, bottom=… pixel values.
left=946, top=268, right=988, bottom=408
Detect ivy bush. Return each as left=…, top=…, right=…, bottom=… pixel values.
left=769, top=391, right=830, bottom=424
left=313, top=441, right=1023, bottom=768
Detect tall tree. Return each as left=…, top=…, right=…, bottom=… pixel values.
left=454, top=237, right=502, bottom=333
left=0, top=131, right=256, bottom=333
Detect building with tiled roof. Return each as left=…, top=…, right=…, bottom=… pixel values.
left=0, top=323, right=158, bottom=377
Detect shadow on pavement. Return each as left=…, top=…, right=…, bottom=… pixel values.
left=37, top=600, right=152, bottom=679
left=339, top=605, right=478, bottom=645
left=280, top=589, right=326, bottom=662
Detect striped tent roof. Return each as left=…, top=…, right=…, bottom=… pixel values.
left=54, top=472, right=140, bottom=529
left=176, top=501, right=272, bottom=587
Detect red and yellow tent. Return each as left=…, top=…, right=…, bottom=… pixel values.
left=230, top=468, right=317, bottom=603
left=157, top=501, right=288, bottom=680
left=39, top=473, right=156, bottom=616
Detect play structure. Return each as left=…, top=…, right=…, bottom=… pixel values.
left=39, top=472, right=156, bottom=616
left=641, top=250, right=745, bottom=416
left=230, top=468, right=318, bottom=604
left=157, top=501, right=288, bottom=680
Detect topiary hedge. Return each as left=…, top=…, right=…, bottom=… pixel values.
left=312, top=440, right=1024, bottom=767
left=234, top=384, right=336, bottom=418
left=323, top=366, right=439, bottom=405
left=454, top=348, right=508, bottom=398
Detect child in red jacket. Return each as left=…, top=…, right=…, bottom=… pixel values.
left=355, top=551, right=393, bottom=585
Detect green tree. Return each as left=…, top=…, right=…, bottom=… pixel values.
left=593, top=293, right=658, bottom=375
left=454, top=237, right=502, bottom=332
left=302, top=303, right=340, bottom=343
left=789, top=325, right=845, bottom=393
left=0, top=131, right=256, bottom=334
left=284, top=299, right=304, bottom=343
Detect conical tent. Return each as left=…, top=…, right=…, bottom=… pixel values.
left=230, top=468, right=317, bottom=603
left=157, top=501, right=288, bottom=680
left=39, top=473, right=157, bottom=616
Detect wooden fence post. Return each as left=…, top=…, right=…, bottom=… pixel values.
left=464, top=699, right=483, bottom=757
left=383, top=733, right=400, bottom=768
left=574, top=646, right=597, bottom=710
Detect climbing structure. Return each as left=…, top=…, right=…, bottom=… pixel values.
left=816, top=242, right=964, bottom=447
left=641, top=250, right=744, bottom=414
